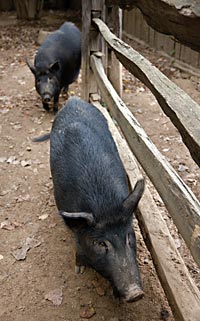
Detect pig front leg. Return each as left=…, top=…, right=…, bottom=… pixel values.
left=75, top=251, right=87, bottom=274
left=53, top=94, right=59, bottom=113
left=42, top=101, right=50, bottom=112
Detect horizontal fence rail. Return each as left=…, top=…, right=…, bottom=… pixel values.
left=92, top=18, right=200, bottom=169
left=92, top=99, right=200, bottom=321
left=90, top=52, right=200, bottom=268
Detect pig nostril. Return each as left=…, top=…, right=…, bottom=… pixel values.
left=43, top=94, right=51, bottom=103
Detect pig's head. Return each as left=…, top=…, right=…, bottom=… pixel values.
left=26, top=59, right=61, bottom=103
left=60, top=179, right=145, bottom=303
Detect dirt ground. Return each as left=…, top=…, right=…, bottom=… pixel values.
left=0, top=10, right=199, bottom=321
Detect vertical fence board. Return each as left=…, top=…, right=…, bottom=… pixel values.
left=123, top=9, right=199, bottom=68
left=156, top=32, right=166, bottom=51
left=106, top=5, right=122, bottom=96
left=82, top=0, right=105, bottom=101
left=140, top=12, right=149, bottom=43
left=148, top=25, right=155, bottom=48
left=163, top=35, right=175, bottom=56
left=134, top=8, right=141, bottom=39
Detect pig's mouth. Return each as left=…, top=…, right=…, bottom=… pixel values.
left=113, top=284, right=144, bottom=303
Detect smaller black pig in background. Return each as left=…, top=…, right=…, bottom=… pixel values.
left=34, top=96, right=145, bottom=302
left=26, top=22, right=81, bottom=112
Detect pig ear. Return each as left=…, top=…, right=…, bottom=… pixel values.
left=49, top=61, right=60, bottom=73
left=25, top=58, right=36, bottom=75
left=59, top=210, right=95, bottom=227
left=123, top=178, right=145, bottom=214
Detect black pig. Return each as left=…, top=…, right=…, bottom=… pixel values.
left=35, top=97, right=145, bottom=302
left=26, top=22, right=81, bottom=112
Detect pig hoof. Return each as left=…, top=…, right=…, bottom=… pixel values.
left=75, top=265, right=85, bottom=274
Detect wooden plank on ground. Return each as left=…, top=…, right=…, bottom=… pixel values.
left=92, top=18, right=200, bottom=168
left=90, top=53, right=200, bottom=268
left=91, top=98, right=200, bottom=321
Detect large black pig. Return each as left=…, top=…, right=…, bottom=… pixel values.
left=35, top=97, right=145, bottom=302
left=26, top=22, right=81, bottom=112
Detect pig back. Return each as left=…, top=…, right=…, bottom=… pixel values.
left=50, top=97, right=129, bottom=221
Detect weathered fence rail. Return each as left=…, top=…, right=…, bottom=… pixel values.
left=107, top=0, right=200, bottom=52
left=90, top=52, right=200, bottom=268
left=123, top=8, right=200, bottom=71
left=82, top=2, right=200, bottom=320
left=92, top=99, right=200, bottom=321
left=93, top=18, right=200, bottom=169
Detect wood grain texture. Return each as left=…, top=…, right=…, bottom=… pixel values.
left=105, top=0, right=200, bottom=52
left=93, top=18, right=200, bottom=169
left=90, top=52, right=200, bottom=267
left=91, top=99, right=200, bottom=321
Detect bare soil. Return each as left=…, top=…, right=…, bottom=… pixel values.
left=0, top=10, right=199, bottom=321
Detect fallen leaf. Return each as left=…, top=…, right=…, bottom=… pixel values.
left=80, top=305, right=96, bottom=319
left=39, top=214, right=49, bottom=220
left=0, top=108, right=9, bottom=114
left=13, top=124, right=22, bottom=130
left=186, top=178, right=196, bottom=184
left=16, top=194, right=30, bottom=202
left=26, top=236, right=42, bottom=249
left=92, top=280, right=105, bottom=296
left=136, top=86, right=145, bottom=93
left=11, top=236, right=42, bottom=261
left=0, top=190, right=10, bottom=196
left=45, top=288, right=63, bottom=306
left=48, top=223, right=57, bottom=229
left=21, top=160, right=32, bottom=167
left=174, top=238, right=181, bottom=249
left=7, top=156, right=17, bottom=164
left=124, top=88, right=131, bottom=93
left=1, top=221, right=15, bottom=230
left=12, top=245, right=29, bottom=260
left=178, top=164, right=189, bottom=172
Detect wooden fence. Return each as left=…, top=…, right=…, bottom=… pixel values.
left=123, top=8, right=200, bottom=71
left=82, top=1, right=200, bottom=320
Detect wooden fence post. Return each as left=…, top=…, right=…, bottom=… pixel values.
left=106, top=2, right=122, bottom=96
left=82, top=0, right=106, bottom=101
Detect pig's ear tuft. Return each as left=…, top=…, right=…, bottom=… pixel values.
left=49, top=61, right=60, bottom=73
left=123, top=178, right=145, bottom=214
left=59, top=211, right=95, bottom=229
left=25, top=58, right=36, bottom=75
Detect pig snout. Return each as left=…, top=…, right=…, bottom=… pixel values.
left=113, top=284, right=144, bottom=303
left=42, top=93, right=51, bottom=103
left=123, top=284, right=144, bottom=303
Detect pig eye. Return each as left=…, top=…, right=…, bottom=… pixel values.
left=93, top=240, right=108, bottom=252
